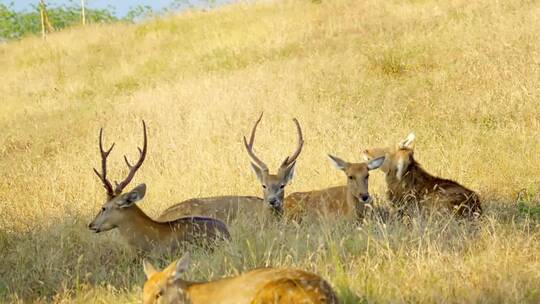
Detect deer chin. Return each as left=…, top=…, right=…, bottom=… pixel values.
left=266, top=203, right=283, bottom=217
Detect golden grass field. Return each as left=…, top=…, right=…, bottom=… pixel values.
left=1, top=0, right=540, bottom=302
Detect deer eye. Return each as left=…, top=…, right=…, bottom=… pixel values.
left=279, top=184, right=285, bottom=189
left=155, top=290, right=163, bottom=299
left=262, top=184, right=267, bottom=189
left=101, top=207, right=106, bottom=212
left=348, top=176, right=354, bottom=180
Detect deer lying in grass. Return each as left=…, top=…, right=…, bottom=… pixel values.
left=156, top=196, right=264, bottom=223
left=157, top=113, right=303, bottom=222
left=87, top=121, right=230, bottom=251
left=142, top=252, right=338, bottom=304
left=243, top=113, right=304, bottom=217
left=362, top=133, right=482, bottom=218
left=284, top=155, right=385, bottom=221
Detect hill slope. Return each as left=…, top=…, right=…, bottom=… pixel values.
left=1, top=0, right=539, bottom=302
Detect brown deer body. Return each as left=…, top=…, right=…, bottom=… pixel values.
left=362, top=133, right=482, bottom=217
left=284, top=155, right=385, bottom=221
left=142, top=253, right=339, bottom=304
left=156, top=196, right=264, bottom=223
left=88, top=121, right=230, bottom=251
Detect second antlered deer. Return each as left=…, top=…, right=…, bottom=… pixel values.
left=87, top=121, right=230, bottom=251
left=157, top=113, right=302, bottom=222
left=243, top=113, right=304, bottom=217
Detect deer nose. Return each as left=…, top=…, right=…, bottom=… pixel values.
left=268, top=198, right=279, bottom=207
left=360, top=194, right=370, bottom=202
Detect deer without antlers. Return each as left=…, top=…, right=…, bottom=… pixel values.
left=284, top=154, right=385, bottom=221
left=142, top=252, right=339, bottom=304
left=88, top=121, right=230, bottom=251
left=362, top=133, right=482, bottom=218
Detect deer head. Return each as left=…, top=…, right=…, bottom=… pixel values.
left=328, top=154, right=385, bottom=204
left=362, top=132, right=415, bottom=180
left=143, top=252, right=191, bottom=304
left=88, top=121, right=148, bottom=233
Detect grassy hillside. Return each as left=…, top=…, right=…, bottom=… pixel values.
left=1, top=0, right=540, bottom=302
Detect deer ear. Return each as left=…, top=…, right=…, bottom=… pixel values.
left=399, top=133, right=415, bottom=149
left=118, top=184, right=146, bottom=208
left=171, top=252, right=191, bottom=282
left=367, top=156, right=385, bottom=170
left=279, top=161, right=296, bottom=184
left=143, top=259, right=158, bottom=279
left=328, top=154, right=347, bottom=170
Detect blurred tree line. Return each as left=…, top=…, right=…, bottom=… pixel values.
left=0, top=0, right=214, bottom=40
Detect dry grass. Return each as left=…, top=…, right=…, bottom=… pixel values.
left=1, top=0, right=540, bottom=302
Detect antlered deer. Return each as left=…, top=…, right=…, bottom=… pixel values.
left=87, top=121, right=230, bottom=251
left=243, top=113, right=304, bottom=217
left=362, top=133, right=482, bottom=218
left=284, top=155, right=385, bottom=221
left=157, top=113, right=303, bottom=222
left=142, top=252, right=339, bottom=304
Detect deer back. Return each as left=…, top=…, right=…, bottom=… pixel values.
left=156, top=196, right=265, bottom=223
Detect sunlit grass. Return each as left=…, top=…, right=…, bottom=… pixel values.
left=0, top=0, right=539, bottom=302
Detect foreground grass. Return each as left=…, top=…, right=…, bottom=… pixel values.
left=0, top=0, right=539, bottom=302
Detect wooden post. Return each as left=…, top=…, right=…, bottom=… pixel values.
left=39, top=0, right=46, bottom=39
left=39, top=0, right=54, bottom=39
left=81, top=0, right=86, bottom=26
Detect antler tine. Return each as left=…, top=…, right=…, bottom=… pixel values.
left=243, top=112, right=268, bottom=172
left=114, top=120, right=148, bottom=195
left=280, top=118, right=304, bottom=168
left=93, top=128, right=115, bottom=199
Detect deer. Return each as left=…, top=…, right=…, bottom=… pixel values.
left=87, top=121, right=231, bottom=252
left=362, top=133, right=482, bottom=218
left=284, top=154, right=385, bottom=221
left=242, top=113, right=304, bottom=217
left=142, top=252, right=339, bottom=304
left=156, top=113, right=302, bottom=222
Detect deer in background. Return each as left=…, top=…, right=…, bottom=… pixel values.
left=362, top=133, right=482, bottom=218
left=87, top=121, right=230, bottom=252
left=142, top=252, right=338, bottom=304
left=284, top=154, right=385, bottom=221
left=243, top=113, right=304, bottom=217
left=157, top=113, right=302, bottom=222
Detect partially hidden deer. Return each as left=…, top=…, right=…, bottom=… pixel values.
left=157, top=113, right=303, bottom=222
left=142, top=252, right=339, bottom=304
left=362, top=133, right=482, bottom=218
left=284, top=154, right=385, bottom=221
left=87, top=121, right=230, bottom=251
left=156, top=196, right=264, bottom=223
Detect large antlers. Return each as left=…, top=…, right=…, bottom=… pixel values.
left=279, top=118, right=303, bottom=169
left=93, top=128, right=116, bottom=199
left=243, top=112, right=268, bottom=172
left=93, top=121, right=148, bottom=199
left=243, top=113, right=304, bottom=172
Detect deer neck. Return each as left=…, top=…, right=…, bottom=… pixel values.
left=117, top=205, right=162, bottom=250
